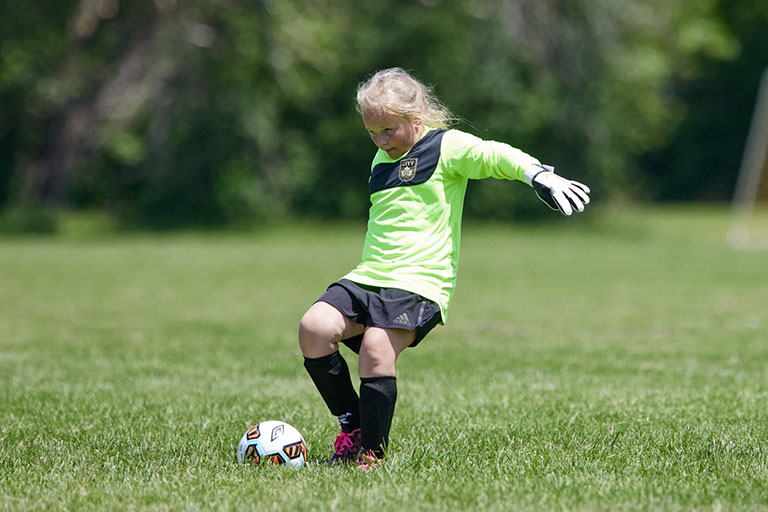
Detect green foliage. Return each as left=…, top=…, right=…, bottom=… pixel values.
left=0, top=206, right=58, bottom=234
left=0, top=1, right=765, bottom=227
left=644, top=0, right=768, bottom=200
left=1, top=207, right=767, bottom=509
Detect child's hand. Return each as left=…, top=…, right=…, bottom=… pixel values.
left=530, top=166, right=590, bottom=216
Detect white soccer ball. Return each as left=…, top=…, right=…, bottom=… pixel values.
left=237, top=420, right=308, bottom=469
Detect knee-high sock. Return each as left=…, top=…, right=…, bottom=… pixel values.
left=303, top=352, right=360, bottom=432
left=359, top=376, right=397, bottom=456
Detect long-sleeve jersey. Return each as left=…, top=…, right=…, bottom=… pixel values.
left=343, top=127, right=540, bottom=323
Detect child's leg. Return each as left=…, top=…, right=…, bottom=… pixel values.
left=300, top=301, right=365, bottom=432
left=357, top=327, right=415, bottom=456
left=299, top=301, right=364, bottom=359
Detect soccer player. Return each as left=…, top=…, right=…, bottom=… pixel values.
left=299, top=67, right=590, bottom=468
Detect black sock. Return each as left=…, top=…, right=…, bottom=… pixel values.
left=359, top=376, right=397, bottom=456
left=303, top=352, right=360, bottom=433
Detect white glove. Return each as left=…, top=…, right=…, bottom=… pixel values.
left=525, top=165, right=590, bottom=216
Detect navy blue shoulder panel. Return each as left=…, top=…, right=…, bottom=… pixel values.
left=369, top=129, right=447, bottom=195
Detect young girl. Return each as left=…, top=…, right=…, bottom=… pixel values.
left=299, top=67, right=590, bottom=468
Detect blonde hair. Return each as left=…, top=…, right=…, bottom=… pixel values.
left=356, top=67, right=456, bottom=129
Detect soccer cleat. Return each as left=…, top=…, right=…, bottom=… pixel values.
left=357, top=448, right=381, bottom=471
left=328, top=428, right=362, bottom=467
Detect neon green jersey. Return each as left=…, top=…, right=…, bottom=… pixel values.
left=344, top=128, right=540, bottom=323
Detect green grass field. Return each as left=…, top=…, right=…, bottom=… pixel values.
left=1, top=206, right=767, bottom=511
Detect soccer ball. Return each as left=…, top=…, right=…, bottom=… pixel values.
left=236, top=420, right=308, bottom=469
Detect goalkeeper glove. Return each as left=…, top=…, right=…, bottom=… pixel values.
left=525, top=164, right=591, bottom=216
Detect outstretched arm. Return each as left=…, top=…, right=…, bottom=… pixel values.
left=442, top=130, right=591, bottom=215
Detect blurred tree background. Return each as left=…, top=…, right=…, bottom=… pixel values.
left=0, top=0, right=766, bottom=230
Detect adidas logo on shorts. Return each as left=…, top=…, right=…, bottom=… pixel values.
left=392, top=312, right=411, bottom=327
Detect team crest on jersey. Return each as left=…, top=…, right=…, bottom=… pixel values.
left=398, top=158, right=418, bottom=182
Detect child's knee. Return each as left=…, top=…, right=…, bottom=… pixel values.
left=298, top=303, right=345, bottom=353
left=358, top=331, right=398, bottom=377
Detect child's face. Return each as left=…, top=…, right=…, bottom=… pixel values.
left=362, top=108, right=424, bottom=160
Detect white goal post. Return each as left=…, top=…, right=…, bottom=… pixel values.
left=729, top=67, right=768, bottom=250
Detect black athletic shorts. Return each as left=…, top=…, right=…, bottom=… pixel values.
left=315, top=278, right=442, bottom=354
